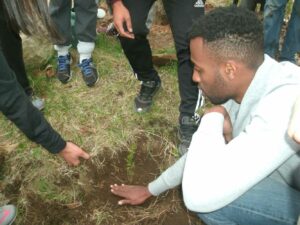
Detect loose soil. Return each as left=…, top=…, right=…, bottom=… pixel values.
left=1, top=134, right=202, bottom=225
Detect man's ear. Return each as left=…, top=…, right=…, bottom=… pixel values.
left=223, top=60, right=237, bottom=80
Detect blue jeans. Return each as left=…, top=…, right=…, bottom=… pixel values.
left=264, top=0, right=300, bottom=63
left=198, top=178, right=300, bottom=225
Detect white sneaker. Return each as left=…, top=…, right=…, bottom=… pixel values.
left=97, top=8, right=106, bottom=19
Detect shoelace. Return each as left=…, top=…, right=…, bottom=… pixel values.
left=79, top=59, right=93, bottom=76
left=58, top=55, right=69, bottom=71
left=191, top=113, right=201, bottom=125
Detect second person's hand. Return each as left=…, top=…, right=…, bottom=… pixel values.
left=112, top=1, right=134, bottom=39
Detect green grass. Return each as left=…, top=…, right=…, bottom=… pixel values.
left=1, top=4, right=295, bottom=223
left=126, top=142, right=137, bottom=181
left=0, top=32, right=188, bottom=224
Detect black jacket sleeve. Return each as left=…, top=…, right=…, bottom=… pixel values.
left=0, top=51, right=66, bottom=153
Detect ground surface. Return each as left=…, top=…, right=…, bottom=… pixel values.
left=1, top=134, right=201, bottom=225
left=0, top=12, right=203, bottom=225
left=1, top=2, right=298, bottom=225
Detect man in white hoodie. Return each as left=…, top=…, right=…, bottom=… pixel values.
left=111, top=6, right=300, bottom=225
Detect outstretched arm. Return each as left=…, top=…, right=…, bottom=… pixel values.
left=110, top=106, right=231, bottom=206
left=111, top=154, right=187, bottom=205
left=0, top=52, right=90, bottom=166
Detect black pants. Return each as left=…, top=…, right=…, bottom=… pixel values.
left=0, top=3, right=32, bottom=95
left=0, top=3, right=66, bottom=153
left=239, top=0, right=265, bottom=12
left=119, top=0, right=204, bottom=118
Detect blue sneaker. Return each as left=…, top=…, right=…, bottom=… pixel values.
left=78, top=58, right=99, bottom=87
left=56, top=54, right=72, bottom=84
left=0, top=205, right=16, bottom=225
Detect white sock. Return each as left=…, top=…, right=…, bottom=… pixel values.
left=77, top=41, right=95, bottom=63
left=54, top=45, right=71, bottom=57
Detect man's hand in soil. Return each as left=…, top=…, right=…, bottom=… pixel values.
left=112, top=1, right=134, bottom=39
left=110, top=184, right=152, bottom=205
left=59, top=142, right=90, bottom=166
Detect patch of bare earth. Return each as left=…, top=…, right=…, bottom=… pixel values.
left=1, top=133, right=201, bottom=225
left=0, top=7, right=206, bottom=225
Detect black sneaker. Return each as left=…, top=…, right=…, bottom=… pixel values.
left=56, top=53, right=72, bottom=84
left=78, top=58, right=99, bottom=87
left=178, top=114, right=201, bottom=155
left=134, top=79, right=161, bottom=113
left=106, top=22, right=119, bottom=37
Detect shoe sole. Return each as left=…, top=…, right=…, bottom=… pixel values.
left=85, top=74, right=99, bottom=87
left=6, top=206, right=17, bottom=225
left=133, top=84, right=162, bottom=113
left=8, top=214, right=16, bottom=225
left=58, top=71, right=73, bottom=84
left=57, top=54, right=73, bottom=84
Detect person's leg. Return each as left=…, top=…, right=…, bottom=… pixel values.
left=119, top=0, right=158, bottom=82
left=75, top=0, right=97, bottom=44
left=49, top=0, right=73, bottom=46
left=233, top=0, right=239, bottom=5
left=146, top=3, right=157, bottom=30
left=279, top=0, right=300, bottom=64
left=264, top=0, right=288, bottom=59
left=0, top=4, right=30, bottom=93
left=163, top=0, right=203, bottom=155
left=75, top=0, right=99, bottom=87
left=119, top=0, right=161, bottom=113
left=0, top=3, right=44, bottom=110
left=260, top=0, right=266, bottom=12
left=198, top=178, right=300, bottom=225
left=49, top=0, right=73, bottom=84
left=239, top=0, right=257, bottom=11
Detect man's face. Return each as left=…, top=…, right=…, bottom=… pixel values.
left=190, top=37, right=231, bottom=105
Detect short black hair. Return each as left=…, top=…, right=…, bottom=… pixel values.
left=189, top=6, right=264, bottom=69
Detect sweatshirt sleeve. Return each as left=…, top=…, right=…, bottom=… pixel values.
left=182, top=89, right=299, bottom=213
left=147, top=113, right=224, bottom=196
left=148, top=154, right=187, bottom=196
left=0, top=51, right=66, bottom=153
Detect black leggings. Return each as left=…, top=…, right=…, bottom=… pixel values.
left=118, top=0, right=204, bottom=117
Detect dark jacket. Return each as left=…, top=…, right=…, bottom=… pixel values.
left=0, top=8, right=66, bottom=153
